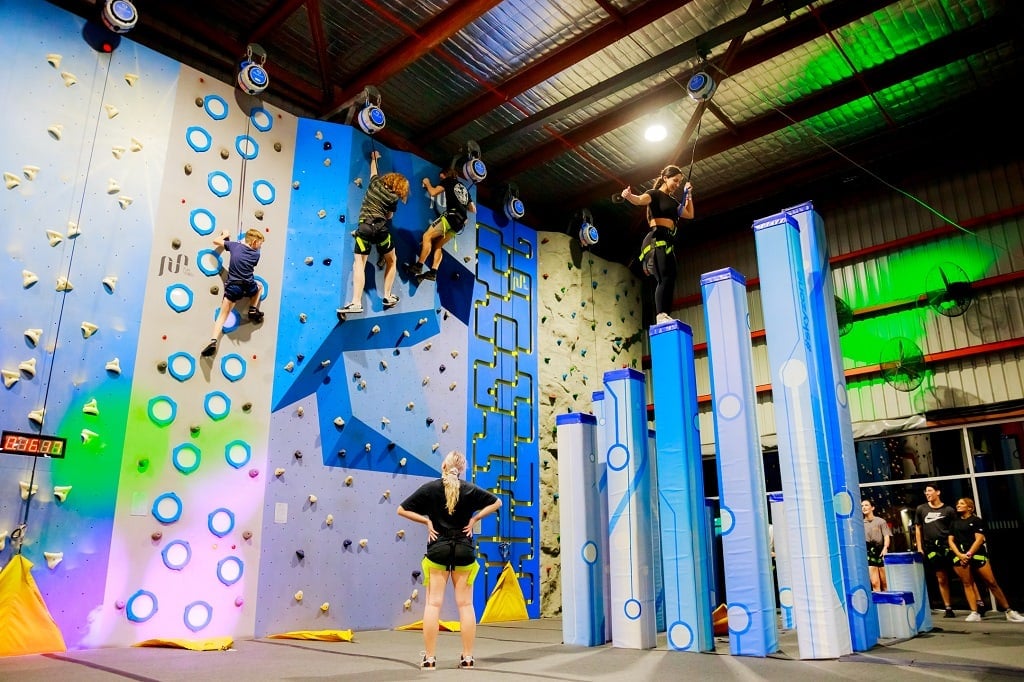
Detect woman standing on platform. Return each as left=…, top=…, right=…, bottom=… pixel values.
left=948, top=497, right=1024, bottom=623
left=621, top=165, right=693, bottom=325
left=862, top=499, right=891, bottom=591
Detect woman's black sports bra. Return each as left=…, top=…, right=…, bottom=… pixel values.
left=645, top=189, right=679, bottom=221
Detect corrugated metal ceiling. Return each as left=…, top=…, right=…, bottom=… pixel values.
left=49, top=0, right=1024, bottom=265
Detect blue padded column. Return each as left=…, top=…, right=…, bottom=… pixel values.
left=785, top=201, right=877, bottom=651
left=699, top=268, right=778, bottom=657
left=752, top=213, right=851, bottom=659
left=768, top=493, right=795, bottom=630
left=591, top=390, right=612, bottom=643
left=601, top=368, right=657, bottom=649
left=649, top=320, right=714, bottom=652
left=647, top=428, right=666, bottom=634
left=556, top=413, right=606, bottom=646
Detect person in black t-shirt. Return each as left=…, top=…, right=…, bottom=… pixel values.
left=948, top=497, right=1024, bottom=623
left=398, top=450, right=501, bottom=669
left=914, top=482, right=956, bottom=617
left=406, top=167, right=476, bottom=283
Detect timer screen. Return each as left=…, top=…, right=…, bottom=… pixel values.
left=1, top=430, right=67, bottom=458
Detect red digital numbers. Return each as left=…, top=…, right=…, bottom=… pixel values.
left=1, top=431, right=66, bottom=457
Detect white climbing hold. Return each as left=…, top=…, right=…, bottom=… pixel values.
left=23, top=165, right=40, bottom=181
left=323, top=158, right=331, bottom=167
left=111, top=146, right=126, bottom=159
left=419, top=317, right=428, bottom=325
left=20, top=480, right=38, bottom=500
left=0, top=532, right=7, bottom=551
left=380, top=360, right=388, bottom=370
left=422, top=377, right=429, bottom=385
left=105, top=357, right=121, bottom=375
left=442, top=423, right=450, bottom=433
left=432, top=443, right=440, bottom=452
left=411, top=588, right=419, bottom=600
left=406, top=402, right=414, bottom=410
left=320, top=602, right=330, bottom=613
left=449, top=382, right=457, bottom=391
left=275, top=468, right=285, bottom=477
left=326, top=514, right=334, bottom=526
left=18, top=358, right=37, bottom=378
left=359, top=538, right=368, bottom=548
left=56, top=277, right=73, bottom=292
left=66, top=221, right=80, bottom=238
left=107, top=178, right=121, bottom=194
left=124, top=73, right=139, bottom=86
left=46, top=230, right=63, bottom=246
left=403, top=330, right=410, bottom=338
left=333, top=417, right=345, bottom=428
left=399, top=458, right=407, bottom=467
left=345, top=476, right=354, bottom=486
left=297, top=406, right=304, bottom=417
left=2, top=370, right=19, bottom=389
left=383, top=490, right=391, bottom=499
left=82, top=398, right=99, bottom=416
left=284, top=361, right=294, bottom=372
left=404, top=599, right=412, bottom=610
left=308, top=494, right=318, bottom=504
left=47, top=124, right=63, bottom=140
left=4, top=172, right=20, bottom=189
left=46, top=53, right=62, bottom=68
left=396, top=529, right=405, bottom=538
left=315, top=131, right=323, bottom=140
left=364, top=443, right=372, bottom=452
left=28, top=408, right=45, bottom=426
left=381, top=416, right=390, bottom=425
left=320, top=359, right=330, bottom=368
left=118, top=195, right=133, bottom=209
left=81, top=321, right=99, bottom=338
left=370, top=325, right=380, bottom=334
left=80, top=429, right=99, bottom=444
left=451, top=350, right=459, bottom=358
left=358, top=380, right=366, bottom=390
left=317, top=209, right=327, bottom=219
left=61, top=71, right=77, bottom=87
left=304, top=256, right=314, bottom=265
left=424, top=343, right=432, bottom=351
left=130, top=137, right=143, bottom=152
left=44, top=552, right=63, bottom=570
left=53, top=485, right=72, bottom=503
left=104, top=104, right=119, bottom=119
left=102, top=276, right=117, bottom=293
left=23, top=270, right=38, bottom=288
left=294, top=591, right=303, bottom=602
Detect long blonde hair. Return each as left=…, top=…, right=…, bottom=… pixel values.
left=441, top=450, right=467, bottom=514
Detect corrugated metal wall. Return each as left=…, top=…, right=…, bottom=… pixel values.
left=653, top=156, right=1024, bottom=442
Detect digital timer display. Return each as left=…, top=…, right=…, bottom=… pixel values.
left=1, top=430, right=67, bottom=458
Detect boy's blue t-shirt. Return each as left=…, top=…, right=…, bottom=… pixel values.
left=224, top=240, right=260, bottom=285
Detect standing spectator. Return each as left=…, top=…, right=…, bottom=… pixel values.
left=406, top=167, right=476, bottom=283
left=397, top=451, right=502, bottom=669
left=914, top=482, right=957, bottom=617
left=201, top=228, right=265, bottom=358
left=948, top=497, right=1024, bottom=622
left=338, top=150, right=409, bottom=315
left=862, top=499, right=891, bottom=591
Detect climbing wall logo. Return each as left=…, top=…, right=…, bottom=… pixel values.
left=157, top=254, right=191, bottom=277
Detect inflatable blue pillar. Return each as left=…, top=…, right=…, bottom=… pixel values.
left=785, top=201, right=877, bottom=651
left=768, top=493, right=795, bottom=630
left=601, top=368, right=657, bottom=649
left=556, top=413, right=607, bottom=646
left=752, top=213, right=852, bottom=659
left=649, top=320, right=714, bottom=652
left=699, top=268, right=779, bottom=657
left=591, top=390, right=613, bottom=643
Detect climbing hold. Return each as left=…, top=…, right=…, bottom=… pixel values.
left=432, top=443, right=440, bottom=452
left=380, top=360, right=388, bottom=370
left=296, top=550, right=305, bottom=560
left=44, top=552, right=63, bottom=570
left=56, top=277, right=74, bottom=292
left=22, top=270, right=38, bottom=288
left=243, top=530, right=253, bottom=540
left=284, top=361, right=294, bottom=372
left=358, top=539, right=368, bottom=548
left=151, top=531, right=162, bottom=541
left=106, top=358, right=121, bottom=375
left=294, top=591, right=303, bottom=602
left=102, top=276, right=117, bottom=293
left=275, top=468, right=285, bottom=477
left=104, top=104, right=119, bottom=119
left=406, top=402, right=414, bottom=410
left=137, top=458, right=149, bottom=472
left=66, top=221, right=80, bottom=238
left=210, top=286, right=219, bottom=295
left=249, top=469, right=259, bottom=478
left=343, top=539, right=352, bottom=548
left=19, top=481, right=38, bottom=500
left=292, top=181, right=300, bottom=190
left=442, top=423, right=450, bottom=433
left=359, top=380, right=367, bottom=390
left=53, top=485, right=72, bottom=502
left=399, top=458, right=407, bottom=467
left=130, top=138, right=143, bottom=152
left=220, top=148, right=229, bottom=160
left=46, top=53, right=62, bottom=68
left=242, top=402, right=252, bottom=412
left=403, top=599, right=412, bottom=610
left=80, top=429, right=99, bottom=444
left=449, top=382, right=457, bottom=391
left=18, top=358, right=37, bottom=378
left=307, top=495, right=317, bottom=504
left=317, top=209, right=327, bottom=218
left=364, top=443, right=371, bottom=452
left=412, top=570, right=421, bottom=580
left=422, top=377, right=430, bottom=386
left=371, top=325, right=380, bottom=334
left=28, top=408, right=45, bottom=426
left=322, top=258, right=332, bottom=266
left=124, top=72, right=139, bottom=86
left=117, top=196, right=133, bottom=209
left=320, top=602, right=330, bottom=613
left=171, top=238, right=181, bottom=249
left=3, top=172, right=20, bottom=190
left=326, top=514, right=334, bottom=526
left=297, top=406, right=304, bottom=417
left=334, top=417, right=345, bottom=428
left=418, top=317, right=428, bottom=326
left=345, top=476, right=354, bottom=486
left=338, top=449, right=346, bottom=457
left=235, top=597, right=244, bottom=607
left=81, top=322, right=98, bottom=338
left=425, top=417, right=434, bottom=426
left=294, top=450, right=302, bottom=459
left=320, top=360, right=330, bottom=368
left=2, top=370, right=19, bottom=388
left=274, top=142, right=282, bottom=152
left=156, top=361, right=167, bottom=373
left=424, top=343, right=432, bottom=351
left=396, top=529, right=405, bottom=538
left=383, top=490, right=391, bottom=500
left=115, top=600, right=126, bottom=610
left=46, top=230, right=63, bottom=247
left=189, top=425, right=200, bottom=436
left=298, top=313, right=307, bottom=323
left=450, top=350, right=458, bottom=358
left=439, top=365, right=446, bottom=372
left=113, top=146, right=126, bottom=160
left=106, top=178, right=121, bottom=194
left=353, top=372, right=362, bottom=379
left=47, top=124, right=63, bottom=140
left=381, top=416, right=390, bottom=426
left=82, top=398, right=99, bottom=416
left=411, top=588, right=419, bottom=600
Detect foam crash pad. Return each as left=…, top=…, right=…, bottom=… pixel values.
left=480, top=562, right=529, bottom=623
left=266, top=629, right=354, bottom=642
left=133, top=637, right=233, bottom=651
left=0, top=555, right=67, bottom=656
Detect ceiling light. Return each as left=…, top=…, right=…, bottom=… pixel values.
left=645, top=124, right=667, bottom=142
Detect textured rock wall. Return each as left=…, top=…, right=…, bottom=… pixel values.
left=536, top=232, right=645, bottom=616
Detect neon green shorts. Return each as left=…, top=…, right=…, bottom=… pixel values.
left=421, top=555, right=480, bottom=587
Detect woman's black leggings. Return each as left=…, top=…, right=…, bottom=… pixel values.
left=652, top=245, right=676, bottom=316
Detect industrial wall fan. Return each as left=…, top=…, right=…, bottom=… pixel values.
left=879, top=336, right=926, bottom=392
left=924, top=262, right=975, bottom=317
left=835, top=296, right=854, bottom=336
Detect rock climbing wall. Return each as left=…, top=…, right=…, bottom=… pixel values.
left=0, top=0, right=542, bottom=648
left=535, top=233, right=644, bottom=616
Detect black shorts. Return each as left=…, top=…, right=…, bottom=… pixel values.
left=425, top=536, right=475, bottom=570
left=353, top=218, right=394, bottom=256
left=923, top=542, right=953, bottom=569
left=224, top=280, right=259, bottom=302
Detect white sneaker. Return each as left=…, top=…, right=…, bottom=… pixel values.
left=965, top=611, right=981, bottom=622
left=1006, top=609, right=1024, bottom=622
left=655, top=313, right=675, bottom=324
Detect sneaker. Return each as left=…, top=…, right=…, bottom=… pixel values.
left=1006, top=609, right=1024, bottom=623
left=382, top=294, right=400, bottom=309
left=248, top=307, right=264, bottom=323
left=459, top=654, right=474, bottom=669
left=406, top=261, right=424, bottom=276
left=420, top=653, right=436, bottom=670
left=655, top=313, right=675, bottom=324
left=420, top=268, right=437, bottom=281
left=976, top=602, right=987, bottom=617
left=965, top=611, right=981, bottom=622
left=944, top=608, right=956, bottom=619
left=201, top=339, right=218, bottom=357
left=338, top=302, right=363, bottom=314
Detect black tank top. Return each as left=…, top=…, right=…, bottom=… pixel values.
left=645, top=189, right=679, bottom=222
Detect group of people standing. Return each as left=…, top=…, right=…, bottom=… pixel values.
left=864, top=482, right=1024, bottom=623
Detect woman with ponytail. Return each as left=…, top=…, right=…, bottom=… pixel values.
left=621, top=164, right=694, bottom=324
left=398, top=450, right=502, bottom=669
